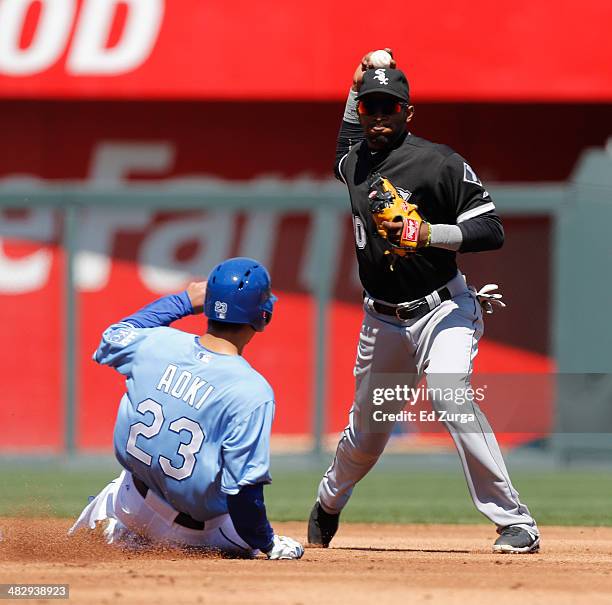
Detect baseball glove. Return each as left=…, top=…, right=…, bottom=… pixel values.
left=368, top=173, right=425, bottom=256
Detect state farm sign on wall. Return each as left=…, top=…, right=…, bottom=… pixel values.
left=0, top=0, right=163, bottom=75
left=0, top=0, right=611, bottom=100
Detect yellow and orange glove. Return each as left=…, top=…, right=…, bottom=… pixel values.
left=368, top=174, right=427, bottom=256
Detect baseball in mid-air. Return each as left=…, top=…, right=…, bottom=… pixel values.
left=369, top=50, right=393, bottom=68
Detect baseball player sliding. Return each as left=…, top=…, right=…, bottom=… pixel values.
left=307, top=50, right=540, bottom=554
left=69, top=257, right=303, bottom=560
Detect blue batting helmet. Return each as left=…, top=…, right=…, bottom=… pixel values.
left=204, top=257, right=277, bottom=332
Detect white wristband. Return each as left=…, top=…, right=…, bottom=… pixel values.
left=429, top=224, right=463, bottom=251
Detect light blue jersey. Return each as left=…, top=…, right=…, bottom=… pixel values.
left=95, top=322, right=274, bottom=522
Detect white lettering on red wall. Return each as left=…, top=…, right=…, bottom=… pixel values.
left=0, top=0, right=163, bottom=76
left=67, top=0, right=164, bottom=75
left=74, top=142, right=173, bottom=291
left=0, top=142, right=309, bottom=294
left=0, top=0, right=74, bottom=75
left=138, top=213, right=232, bottom=293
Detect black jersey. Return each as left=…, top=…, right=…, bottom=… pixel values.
left=337, top=131, right=500, bottom=303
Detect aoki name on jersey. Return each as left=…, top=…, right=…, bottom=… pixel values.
left=156, top=364, right=215, bottom=410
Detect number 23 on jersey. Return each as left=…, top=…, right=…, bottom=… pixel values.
left=126, top=398, right=204, bottom=481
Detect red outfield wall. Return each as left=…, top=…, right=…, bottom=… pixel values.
left=0, top=0, right=611, bottom=101
left=0, top=201, right=553, bottom=452
left=6, top=97, right=608, bottom=451
left=2, top=0, right=608, bottom=453
left=1, top=95, right=600, bottom=451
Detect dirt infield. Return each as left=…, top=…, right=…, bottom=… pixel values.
left=1, top=518, right=611, bottom=604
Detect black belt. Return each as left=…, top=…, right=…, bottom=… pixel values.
left=132, top=476, right=205, bottom=531
left=367, top=286, right=452, bottom=321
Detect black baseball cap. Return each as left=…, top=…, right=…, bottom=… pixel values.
left=356, top=68, right=410, bottom=103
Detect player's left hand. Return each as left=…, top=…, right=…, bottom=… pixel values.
left=265, top=535, right=304, bottom=560
left=381, top=219, right=430, bottom=249
left=186, top=281, right=207, bottom=314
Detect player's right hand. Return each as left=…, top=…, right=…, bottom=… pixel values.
left=265, top=535, right=304, bottom=560
left=352, top=48, right=396, bottom=92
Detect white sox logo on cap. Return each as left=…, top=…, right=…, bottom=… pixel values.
left=357, top=68, right=410, bottom=101
left=373, top=69, right=389, bottom=85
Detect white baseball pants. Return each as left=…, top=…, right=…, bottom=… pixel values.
left=318, top=272, right=538, bottom=534
left=69, top=470, right=254, bottom=556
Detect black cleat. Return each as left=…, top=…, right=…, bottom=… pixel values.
left=307, top=501, right=340, bottom=548
left=493, top=526, right=540, bottom=554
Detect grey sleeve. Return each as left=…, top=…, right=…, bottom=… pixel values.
left=429, top=224, right=463, bottom=251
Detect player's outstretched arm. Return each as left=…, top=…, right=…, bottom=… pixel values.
left=93, top=288, right=199, bottom=372
left=120, top=282, right=205, bottom=328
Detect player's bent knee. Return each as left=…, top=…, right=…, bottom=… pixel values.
left=344, top=432, right=389, bottom=459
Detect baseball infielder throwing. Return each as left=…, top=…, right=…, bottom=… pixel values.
left=307, top=51, right=540, bottom=553
left=70, top=257, right=303, bottom=560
